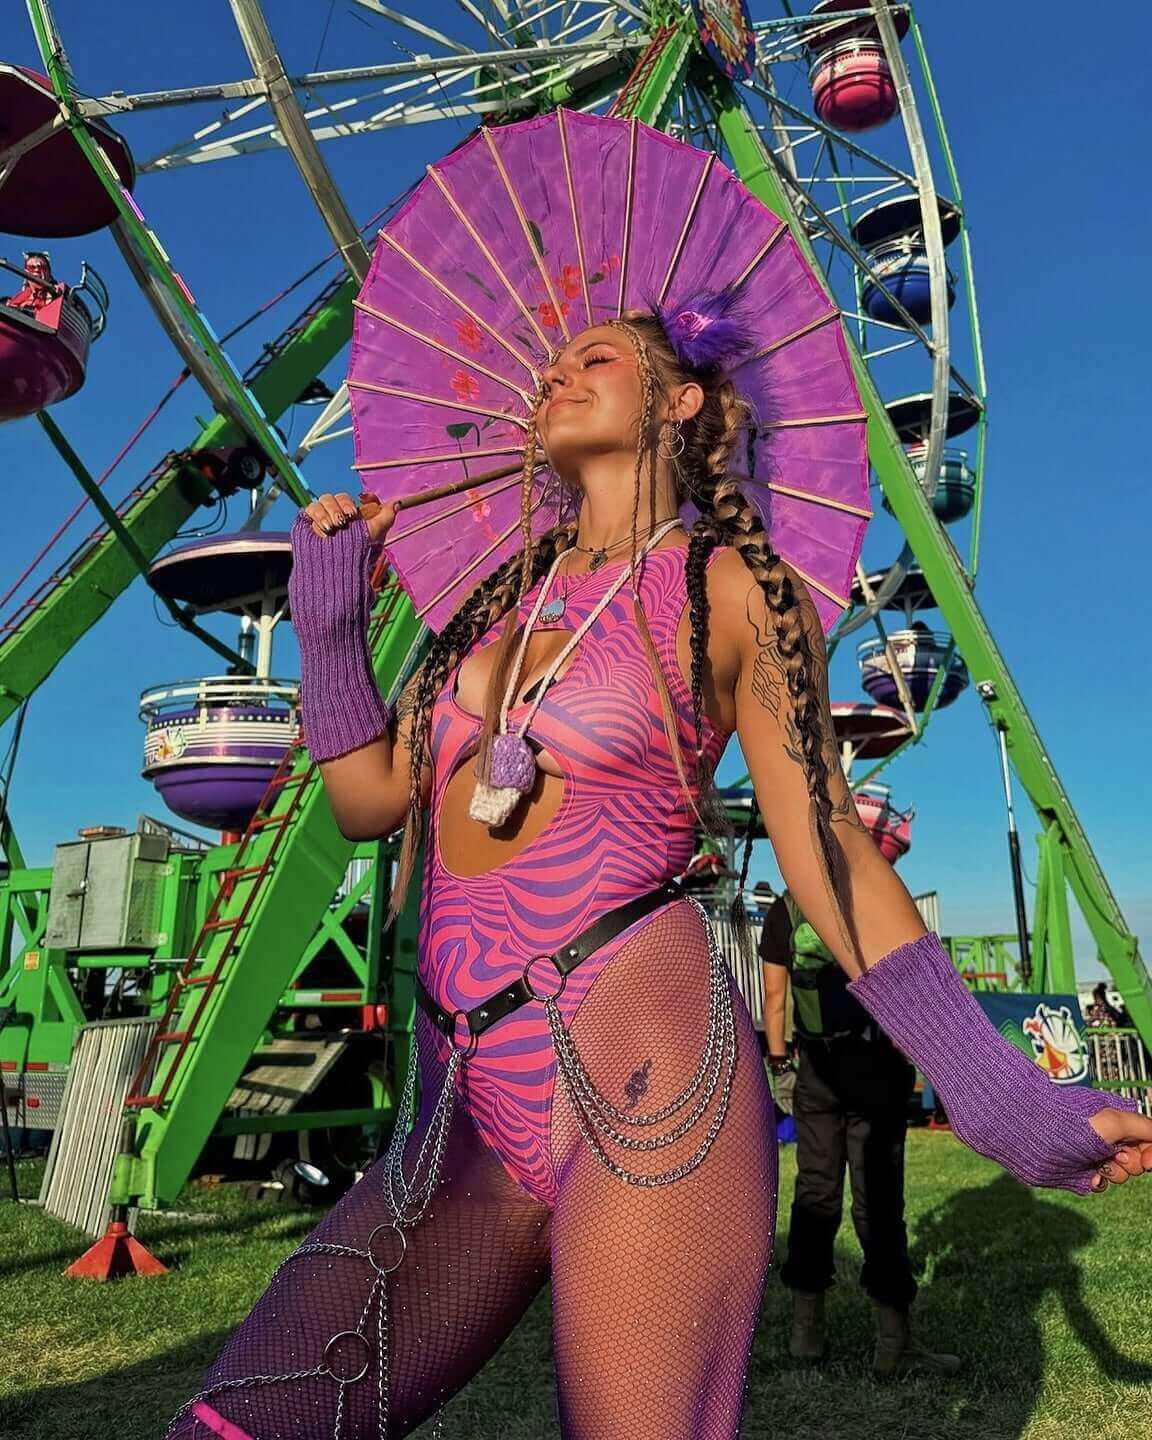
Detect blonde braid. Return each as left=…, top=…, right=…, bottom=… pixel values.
left=705, top=380, right=750, bottom=479
left=606, top=317, right=711, bottom=825
left=387, top=392, right=576, bottom=921
left=515, top=381, right=546, bottom=598
left=708, top=475, right=861, bottom=957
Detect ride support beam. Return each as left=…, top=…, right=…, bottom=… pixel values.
left=26, top=0, right=312, bottom=504
left=0, top=282, right=354, bottom=731
left=228, top=0, right=371, bottom=284
left=35, top=413, right=252, bottom=675
left=709, top=83, right=1152, bottom=1046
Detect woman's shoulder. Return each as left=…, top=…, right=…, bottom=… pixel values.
left=705, top=542, right=826, bottom=659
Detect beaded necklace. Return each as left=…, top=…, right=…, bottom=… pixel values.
left=538, top=515, right=682, bottom=625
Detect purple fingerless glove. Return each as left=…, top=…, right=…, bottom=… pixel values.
left=288, top=511, right=392, bottom=763
left=848, top=932, right=1139, bottom=1195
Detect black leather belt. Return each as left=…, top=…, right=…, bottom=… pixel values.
left=415, top=878, right=687, bottom=1055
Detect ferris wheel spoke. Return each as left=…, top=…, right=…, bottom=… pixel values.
left=346, top=0, right=477, bottom=56
left=745, top=78, right=917, bottom=189
left=139, top=30, right=638, bottom=169
left=451, top=0, right=521, bottom=52
left=293, top=382, right=351, bottom=464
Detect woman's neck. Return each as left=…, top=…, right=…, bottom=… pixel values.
left=571, top=487, right=680, bottom=553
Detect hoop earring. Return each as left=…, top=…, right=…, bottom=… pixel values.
left=657, top=419, right=685, bottom=460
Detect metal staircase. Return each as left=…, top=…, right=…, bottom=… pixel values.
left=110, top=575, right=424, bottom=1212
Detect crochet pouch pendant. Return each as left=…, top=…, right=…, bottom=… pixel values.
left=467, top=519, right=681, bottom=832
left=468, top=732, right=536, bottom=827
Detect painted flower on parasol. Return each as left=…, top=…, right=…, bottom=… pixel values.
left=348, top=108, right=871, bottom=637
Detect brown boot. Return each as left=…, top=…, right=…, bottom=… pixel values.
left=872, top=1302, right=961, bottom=1378
left=789, top=1290, right=826, bottom=1362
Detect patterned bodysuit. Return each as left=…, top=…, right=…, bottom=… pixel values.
left=169, top=541, right=779, bottom=1440
left=419, top=543, right=729, bottom=1204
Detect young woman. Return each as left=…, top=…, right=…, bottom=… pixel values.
left=168, top=312, right=1151, bottom=1440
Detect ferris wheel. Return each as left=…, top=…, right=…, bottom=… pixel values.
left=2, top=1, right=1147, bottom=1259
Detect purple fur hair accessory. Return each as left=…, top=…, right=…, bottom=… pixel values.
left=658, top=288, right=752, bottom=371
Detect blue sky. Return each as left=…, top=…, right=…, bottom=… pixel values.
left=2, top=3, right=1149, bottom=984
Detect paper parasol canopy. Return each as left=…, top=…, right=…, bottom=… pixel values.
left=348, top=108, right=871, bottom=635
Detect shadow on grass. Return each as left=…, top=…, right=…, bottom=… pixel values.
left=5, top=1328, right=234, bottom=1440
left=0, top=1202, right=315, bottom=1281
left=911, top=1173, right=1152, bottom=1394
left=743, top=1172, right=1152, bottom=1440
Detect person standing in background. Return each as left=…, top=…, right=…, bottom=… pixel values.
left=761, top=886, right=961, bottom=1377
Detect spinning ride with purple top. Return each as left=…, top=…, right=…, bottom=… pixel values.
left=140, top=534, right=298, bottom=835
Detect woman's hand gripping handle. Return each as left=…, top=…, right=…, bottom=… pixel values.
left=289, top=492, right=421, bottom=839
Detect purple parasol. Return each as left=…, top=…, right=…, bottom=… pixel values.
left=348, top=109, right=871, bottom=635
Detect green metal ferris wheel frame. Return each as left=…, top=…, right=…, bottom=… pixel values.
left=5, top=1, right=1148, bottom=1217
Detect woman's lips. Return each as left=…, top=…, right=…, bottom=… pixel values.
left=545, top=395, right=584, bottom=414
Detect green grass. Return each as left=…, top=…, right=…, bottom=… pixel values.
left=2, top=1131, right=1150, bottom=1439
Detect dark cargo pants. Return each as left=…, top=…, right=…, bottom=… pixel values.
left=779, top=1025, right=918, bottom=1308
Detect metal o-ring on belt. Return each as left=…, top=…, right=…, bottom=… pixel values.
left=415, top=878, right=686, bottom=1051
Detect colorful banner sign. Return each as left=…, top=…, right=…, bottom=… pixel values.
left=974, top=992, right=1091, bottom=1086
left=691, top=0, right=758, bottom=81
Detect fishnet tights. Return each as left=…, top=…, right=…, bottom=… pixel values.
left=167, top=906, right=777, bottom=1439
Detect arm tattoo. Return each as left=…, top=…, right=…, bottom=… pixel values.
left=394, top=683, right=417, bottom=723
left=747, top=584, right=866, bottom=834
left=746, top=588, right=788, bottom=721
left=391, top=679, right=420, bottom=746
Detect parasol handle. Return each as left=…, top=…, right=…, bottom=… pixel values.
left=357, top=458, right=526, bottom=518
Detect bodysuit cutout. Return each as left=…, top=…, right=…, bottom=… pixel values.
left=436, top=546, right=735, bottom=881
left=440, top=626, right=579, bottom=877
left=438, top=758, right=567, bottom=879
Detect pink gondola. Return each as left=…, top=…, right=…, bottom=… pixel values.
left=853, top=782, right=913, bottom=863
left=0, top=64, right=134, bottom=237
left=0, top=261, right=108, bottom=420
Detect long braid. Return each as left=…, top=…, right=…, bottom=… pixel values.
left=607, top=317, right=711, bottom=823
left=618, top=315, right=861, bottom=964
left=709, top=467, right=859, bottom=960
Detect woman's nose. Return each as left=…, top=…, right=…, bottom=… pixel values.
left=542, top=355, right=573, bottom=388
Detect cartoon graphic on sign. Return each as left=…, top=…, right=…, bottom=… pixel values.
left=1022, top=1003, right=1089, bottom=1084
left=691, top=0, right=758, bottom=81
left=150, top=727, right=188, bottom=764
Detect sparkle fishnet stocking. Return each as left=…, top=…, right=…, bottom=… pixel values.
left=549, top=902, right=777, bottom=1439
left=167, top=907, right=777, bottom=1439
left=165, top=1012, right=552, bottom=1439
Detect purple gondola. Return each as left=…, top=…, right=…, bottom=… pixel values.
left=139, top=533, right=299, bottom=834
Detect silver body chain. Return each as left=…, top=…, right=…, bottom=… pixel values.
left=172, top=896, right=736, bottom=1438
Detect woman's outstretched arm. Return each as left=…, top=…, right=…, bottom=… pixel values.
left=713, top=550, right=1152, bottom=1195
left=290, top=492, right=431, bottom=840
left=712, top=549, right=923, bottom=974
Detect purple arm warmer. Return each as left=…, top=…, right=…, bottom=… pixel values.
left=288, top=512, right=392, bottom=764
left=848, top=932, right=1139, bottom=1195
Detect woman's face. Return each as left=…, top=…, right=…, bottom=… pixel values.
left=537, top=325, right=648, bottom=472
